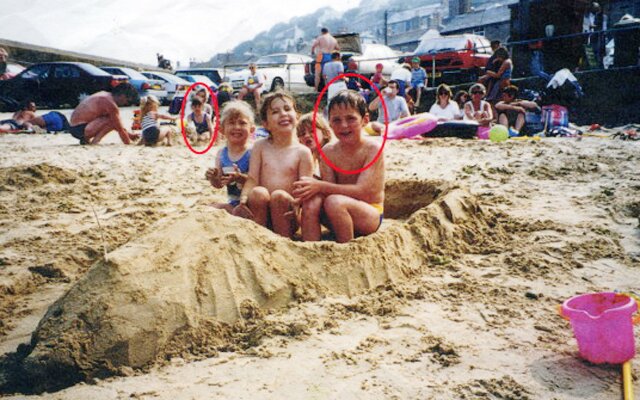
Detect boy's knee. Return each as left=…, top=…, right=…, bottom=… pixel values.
left=250, top=186, right=270, bottom=203
left=324, top=194, right=346, bottom=215
left=270, top=189, right=291, bottom=206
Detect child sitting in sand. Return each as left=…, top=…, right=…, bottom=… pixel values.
left=293, top=90, right=385, bottom=243
left=233, top=91, right=314, bottom=239
left=297, top=113, right=333, bottom=178
left=139, top=95, right=176, bottom=146
left=186, top=97, right=214, bottom=144
left=205, top=101, right=255, bottom=212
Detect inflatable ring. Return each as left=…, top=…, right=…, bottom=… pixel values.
left=388, top=113, right=438, bottom=140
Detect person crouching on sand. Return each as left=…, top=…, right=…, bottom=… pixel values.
left=233, top=91, right=314, bottom=239
left=205, top=101, right=255, bottom=213
left=139, top=95, right=176, bottom=146
left=297, top=112, right=333, bottom=178
left=68, top=82, right=140, bottom=145
left=294, top=90, right=385, bottom=243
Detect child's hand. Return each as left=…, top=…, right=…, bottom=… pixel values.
left=229, top=164, right=247, bottom=185
left=293, top=177, right=323, bottom=201
left=206, top=167, right=223, bottom=187
left=232, top=203, right=254, bottom=220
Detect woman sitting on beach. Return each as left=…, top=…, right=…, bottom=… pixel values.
left=428, top=84, right=461, bottom=121
left=453, top=90, right=469, bottom=111
left=463, top=83, right=493, bottom=127
left=297, top=113, right=333, bottom=178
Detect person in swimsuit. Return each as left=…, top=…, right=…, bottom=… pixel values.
left=187, top=97, right=213, bottom=144
left=311, top=27, right=339, bottom=92
left=68, top=82, right=139, bottom=145
left=495, top=85, right=540, bottom=136
left=206, top=101, right=255, bottom=213
left=0, top=101, right=37, bottom=132
left=294, top=90, right=385, bottom=243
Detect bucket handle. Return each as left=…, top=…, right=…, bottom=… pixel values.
left=560, top=305, right=640, bottom=324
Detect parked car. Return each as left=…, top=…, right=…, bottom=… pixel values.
left=141, top=71, right=191, bottom=104
left=175, top=68, right=223, bottom=86
left=0, top=62, right=127, bottom=111
left=3, top=62, right=25, bottom=79
left=100, top=66, right=168, bottom=103
left=405, top=34, right=492, bottom=84
left=304, top=33, right=401, bottom=91
left=227, top=53, right=314, bottom=94
left=180, top=74, right=218, bottom=92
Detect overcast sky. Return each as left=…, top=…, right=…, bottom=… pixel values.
left=0, top=0, right=361, bottom=67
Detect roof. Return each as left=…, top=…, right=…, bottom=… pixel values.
left=388, top=4, right=444, bottom=24
left=442, top=0, right=518, bottom=33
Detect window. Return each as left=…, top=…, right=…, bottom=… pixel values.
left=22, top=64, right=50, bottom=80
left=53, top=65, right=81, bottom=79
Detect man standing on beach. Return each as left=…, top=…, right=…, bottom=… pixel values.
left=69, top=82, right=139, bottom=145
left=311, top=27, right=339, bottom=92
left=0, top=47, right=12, bottom=80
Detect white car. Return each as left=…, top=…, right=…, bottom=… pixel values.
left=180, top=74, right=218, bottom=92
left=141, top=71, right=191, bottom=104
left=227, top=53, right=314, bottom=94
left=352, top=43, right=402, bottom=77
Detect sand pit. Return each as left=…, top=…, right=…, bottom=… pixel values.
left=0, top=111, right=639, bottom=398
left=11, top=180, right=508, bottom=392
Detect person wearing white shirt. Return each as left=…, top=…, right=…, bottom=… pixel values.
left=429, top=84, right=461, bottom=120
left=368, top=80, right=409, bottom=135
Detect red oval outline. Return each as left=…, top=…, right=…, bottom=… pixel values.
left=180, top=82, right=220, bottom=155
left=312, top=73, right=388, bottom=175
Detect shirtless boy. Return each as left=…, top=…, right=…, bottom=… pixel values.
left=0, top=101, right=37, bottom=132
left=234, top=91, right=314, bottom=239
left=311, top=27, right=339, bottom=91
left=294, top=90, right=385, bottom=243
left=68, top=82, right=139, bottom=145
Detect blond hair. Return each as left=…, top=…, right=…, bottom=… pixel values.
left=298, top=113, right=332, bottom=147
left=220, top=100, right=255, bottom=127
left=140, top=95, right=160, bottom=118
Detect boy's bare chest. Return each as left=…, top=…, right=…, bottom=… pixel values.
left=261, top=148, right=299, bottom=173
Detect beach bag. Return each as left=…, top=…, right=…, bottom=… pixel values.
left=542, top=105, right=568, bottom=131
left=524, top=111, right=544, bottom=134
left=168, top=96, right=184, bottom=115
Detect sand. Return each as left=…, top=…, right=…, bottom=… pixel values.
left=0, top=107, right=639, bottom=399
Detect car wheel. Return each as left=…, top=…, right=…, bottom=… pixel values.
left=271, top=77, right=284, bottom=92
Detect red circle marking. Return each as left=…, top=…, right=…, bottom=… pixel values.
left=312, top=73, right=388, bottom=175
left=179, top=82, right=220, bottom=155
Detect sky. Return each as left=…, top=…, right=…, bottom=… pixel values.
left=0, top=0, right=362, bottom=67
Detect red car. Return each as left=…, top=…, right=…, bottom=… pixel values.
left=406, top=34, right=492, bottom=84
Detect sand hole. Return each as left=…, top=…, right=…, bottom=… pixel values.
left=384, top=179, right=444, bottom=220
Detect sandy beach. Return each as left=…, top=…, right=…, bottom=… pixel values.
left=0, top=106, right=639, bottom=399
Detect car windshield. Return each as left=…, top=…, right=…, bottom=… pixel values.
left=256, top=55, right=287, bottom=66
left=414, top=37, right=469, bottom=55
left=121, top=68, right=147, bottom=80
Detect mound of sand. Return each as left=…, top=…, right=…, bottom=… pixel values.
left=14, top=180, right=506, bottom=391
left=0, top=164, right=77, bottom=191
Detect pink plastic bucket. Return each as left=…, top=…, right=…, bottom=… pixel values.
left=561, top=292, right=637, bottom=364
left=476, top=126, right=490, bottom=140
